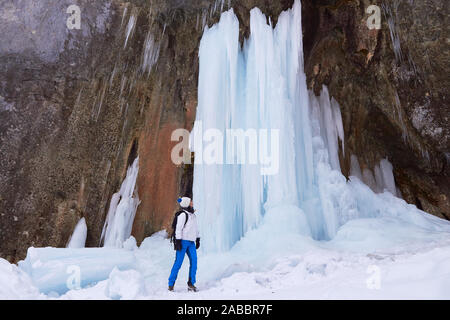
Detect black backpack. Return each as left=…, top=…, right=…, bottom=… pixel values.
left=170, top=210, right=188, bottom=245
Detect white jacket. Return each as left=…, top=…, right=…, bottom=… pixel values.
left=175, top=210, right=199, bottom=242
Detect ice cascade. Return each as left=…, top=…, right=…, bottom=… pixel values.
left=192, top=0, right=450, bottom=253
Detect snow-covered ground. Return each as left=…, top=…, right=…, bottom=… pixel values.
left=1, top=210, right=450, bottom=300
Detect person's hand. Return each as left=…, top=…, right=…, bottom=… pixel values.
left=196, top=238, right=200, bottom=250
left=175, top=239, right=182, bottom=251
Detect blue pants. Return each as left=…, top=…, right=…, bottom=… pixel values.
left=168, top=240, right=197, bottom=286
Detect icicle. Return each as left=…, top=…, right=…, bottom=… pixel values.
left=109, top=63, right=118, bottom=86
left=124, top=14, right=137, bottom=49
left=141, top=32, right=160, bottom=75
left=101, top=157, right=140, bottom=248
left=382, top=2, right=403, bottom=64
left=95, top=83, right=107, bottom=121
left=67, top=218, right=87, bottom=248
left=121, top=6, right=128, bottom=28
left=349, top=155, right=363, bottom=181
left=379, top=158, right=397, bottom=196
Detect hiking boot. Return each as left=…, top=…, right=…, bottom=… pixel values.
left=168, top=285, right=174, bottom=291
left=187, top=281, right=198, bottom=292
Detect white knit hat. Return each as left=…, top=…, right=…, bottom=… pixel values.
left=177, top=196, right=191, bottom=208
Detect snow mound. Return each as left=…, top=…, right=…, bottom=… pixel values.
left=0, top=258, right=42, bottom=299
left=105, top=267, right=146, bottom=299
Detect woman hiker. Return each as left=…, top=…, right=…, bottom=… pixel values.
left=168, top=196, right=200, bottom=292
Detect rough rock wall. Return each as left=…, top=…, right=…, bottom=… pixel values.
left=0, top=0, right=127, bottom=262
left=302, top=0, right=449, bottom=219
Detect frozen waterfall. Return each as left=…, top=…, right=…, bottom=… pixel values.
left=192, top=0, right=450, bottom=253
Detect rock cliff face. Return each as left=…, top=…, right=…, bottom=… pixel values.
left=302, top=0, right=449, bottom=220
left=0, top=0, right=448, bottom=262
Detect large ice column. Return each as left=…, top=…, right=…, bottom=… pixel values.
left=251, top=4, right=301, bottom=210
left=310, top=86, right=344, bottom=172
left=101, top=157, right=140, bottom=248
left=283, top=1, right=315, bottom=208
left=192, top=10, right=242, bottom=252
left=309, top=88, right=358, bottom=239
